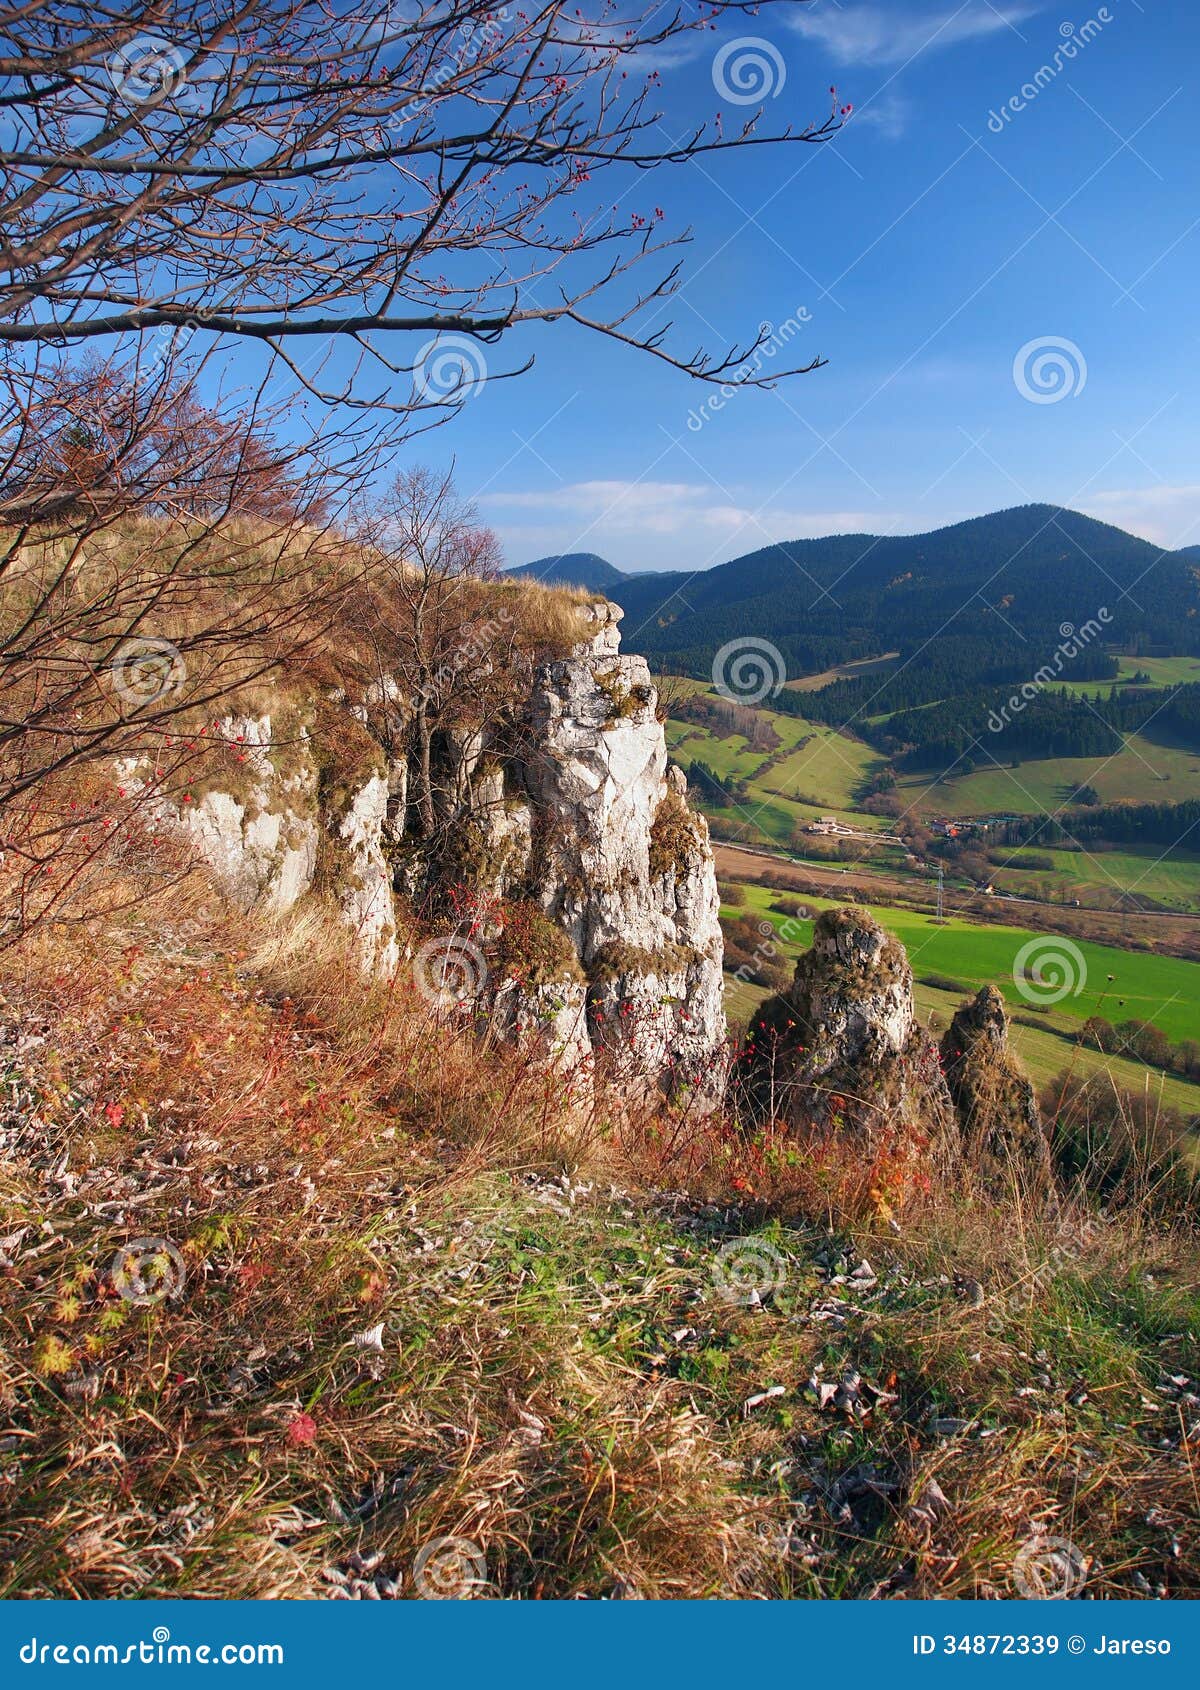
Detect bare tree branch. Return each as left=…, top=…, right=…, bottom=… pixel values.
left=0, top=2, right=841, bottom=410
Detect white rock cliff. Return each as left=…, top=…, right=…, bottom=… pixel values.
left=141, top=601, right=726, bottom=1098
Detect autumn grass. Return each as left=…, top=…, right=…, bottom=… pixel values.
left=0, top=895, right=1197, bottom=1600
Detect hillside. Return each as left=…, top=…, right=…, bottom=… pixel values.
left=4, top=0, right=1197, bottom=1625
left=506, top=552, right=628, bottom=592
left=4, top=889, right=1197, bottom=1599
left=2, top=543, right=1198, bottom=1602
left=614, top=505, right=1200, bottom=678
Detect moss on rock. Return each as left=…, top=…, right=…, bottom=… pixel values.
left=587, top=939, right=698, bottom=984
left=494, top=900, right=585, bottom=988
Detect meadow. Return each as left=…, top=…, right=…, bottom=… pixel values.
left=665, top=703, right=890, bottom=844
left=1064, top=654, right=1200, bottom=694
left=991, top=844, right=1200, bottom=913
left=895, top=731, right=1200, bottom=815
left=668, top=684, right=1200, bottom=847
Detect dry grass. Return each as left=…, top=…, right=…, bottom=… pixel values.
left=0, top=890, right=1197, bottom=1600
left=1046, top=1067, right=1200, bottom=1220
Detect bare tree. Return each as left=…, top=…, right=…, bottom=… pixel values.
left=0, top=2, right=840, bottom=413
left=0, top=2, right=847, bottom=938
left=0, top=352, right=362, bottom=804
left=0, top=350, right=374, bottom=942
left=360, top=465, right=512, bottom=840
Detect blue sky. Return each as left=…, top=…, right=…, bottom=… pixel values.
left=429, top=0, right=1200, bottom=572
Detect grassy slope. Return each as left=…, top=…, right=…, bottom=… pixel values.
left=900, top=733, right=1200, bottom=818
left=1064, top=655, right=1200, bottom=694
left=2, top=903, right=1197, bottom=1600
left=785, top=652, right=900, bottom=693
left=991, top=846, right=1200, bottom=914
left=665, top=689, right=1200, bottom=897
left=666, top=699, right=890, bottom=846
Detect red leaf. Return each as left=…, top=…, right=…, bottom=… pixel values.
left=285, top=1413, right=318, bottom=1446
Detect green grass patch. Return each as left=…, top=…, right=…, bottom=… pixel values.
left=989, top=845, right=1200, bottom=914
left=901, top=732, right=1200, bottom=817
left=1064, top=655, right=1200, bottom=695
left=668, top=691, right=890, bottom=848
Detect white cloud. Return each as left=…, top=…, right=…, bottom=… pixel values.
left=486, top=480, right=713, bottom=536
left=1080, top=486, right=1200, bottom=551
left=788, top=1, right=1037, bottom=67
left=849, top=93, right=913, bottom=140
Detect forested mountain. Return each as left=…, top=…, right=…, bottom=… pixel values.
left=612, top=506, right=1200, bottom=675
left=506, top=552, right=628, bottom=591
left=861, top=683, right=1200, bottom=768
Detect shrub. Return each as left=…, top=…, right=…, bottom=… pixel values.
left=1045, top=1070, right=1200, bottom=1220
left=918, top=972, right=968, bottom=994
left=649, top=789, right=702, bottom=879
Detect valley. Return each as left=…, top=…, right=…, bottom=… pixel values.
left=5, top=0, right=1199, bottom=1623
left=540, top=506, right=1200, bottom=1127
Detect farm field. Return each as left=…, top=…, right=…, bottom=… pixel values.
left=723, top=881, right=1200, bottom=1044
left=662, top=676, right=1200, bottom=918
left=990, top=845, right=1200, bottom=913
left=1064, top=654, right=1200, bottom=695
left=784, top=651, right=899, bottom=692
left=721, top=882, right=1200, bottom=1117
left=665, top=695, right=891, bottom=845
left=899, top=732, right=1200, bottom=816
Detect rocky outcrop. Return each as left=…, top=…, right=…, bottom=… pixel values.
left=158, top=714, right=320, bottom=916
left=490, top=978, right=592, bottom=1085
left=737, top=910, right=1051, bottom=1199
left=135, top=599, right=725, bottom=1101
left=941, top=986, right=1050, bottom=1193
left=518, top=604, right=725, bottom=1095
left=738, top=907, right=956, bottom=1165
left=121, top=710, right=399, bottom=974
left=330, top=771, right=400, bottom=976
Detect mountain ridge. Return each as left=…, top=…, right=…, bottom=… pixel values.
left=505, top=552, right=627, bottom=591
left=604, top=504, right=1200, bottom=674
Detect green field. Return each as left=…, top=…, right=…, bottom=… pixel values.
left=724, top=882, right=1199, bottom=1044
left=990, top=845, right=1200, bottom=913
left=1065, top=654, right=1200, bottom=696
left=722, top=882, right=1200, bottom=1116
left=664, top=675, right=1200, bottom=920
left=900, top=731, right=1200, bottom=816
left=666, top=695, right=890, bottom=845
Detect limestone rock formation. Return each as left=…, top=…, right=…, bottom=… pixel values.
left=490, top=978, right=592, bottom=1083
left=121, top=710, right=398, bottom=974
left=156, top=713, right=319, bottom=916
left=738, top=910, right=1051, bottom=1200
left=519, top=602, right=725, bottom=1094
left=940, top=985, right=1050, bottom=1193
left=331, top=771, right=400, bottom=976
left=738, top=906, right=957, bottom=1165
left=134, top=598, right=725, bottom=1100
